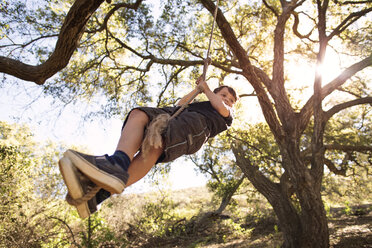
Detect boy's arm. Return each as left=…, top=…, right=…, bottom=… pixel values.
left=176, top=88, right=201, bottom=106
left=197, top=78, right=231, bottom=117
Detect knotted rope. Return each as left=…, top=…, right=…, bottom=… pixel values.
left=66, top=185, right=101, bottom=206
left=65, top=170, right=102, bottom=206
left=141, top=1, right=219, bottom=157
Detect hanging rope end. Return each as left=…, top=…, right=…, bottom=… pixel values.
left=141, top=114, right=170, bottom=158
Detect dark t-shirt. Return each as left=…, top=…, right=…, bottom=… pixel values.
left=186, top=101, right=233, bottom=137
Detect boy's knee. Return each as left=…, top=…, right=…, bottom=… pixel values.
left=129, top=109, right=149, bottom=125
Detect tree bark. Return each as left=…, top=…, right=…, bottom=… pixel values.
left=284, top=148, right=329, bottom=247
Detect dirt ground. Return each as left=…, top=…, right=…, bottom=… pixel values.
left=142, top=204, right=372, bottom=248
left=211, top=205, right=372, bottom=248
left=328, top=205, right=372, bottom=248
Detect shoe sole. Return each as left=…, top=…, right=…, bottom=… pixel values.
left=58, top=157, right=90, bottom=219
left=63, top=149, right=125, bottom=194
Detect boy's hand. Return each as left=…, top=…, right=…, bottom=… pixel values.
left=196, top=76, right=232, bottom=117
left=196, top=76, right=210, bottom=93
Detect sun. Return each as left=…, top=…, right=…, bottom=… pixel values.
left=315, top=50, right=343, bottom=84
left=289, top=50, right=343, bottom=87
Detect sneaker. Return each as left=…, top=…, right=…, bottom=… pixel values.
left=59, top=156, right=98, bottom=218
left=61, top=149, right=128, bottom=194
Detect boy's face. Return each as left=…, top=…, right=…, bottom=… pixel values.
left=216, top=87, right=236, bottom=107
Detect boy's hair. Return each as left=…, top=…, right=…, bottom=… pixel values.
left=213, top=85, right=238, bottom=102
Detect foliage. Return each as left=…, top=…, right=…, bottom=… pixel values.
left=0, top=121, right=123, bottom=247
left=189, top=133, right=244, bottom=213
left=73, top=215, right=128, bottom=248
left=322, top=167, right=372, bottom=208
left=0, top=121, right=66, bottom=247
left=136, top=194, right=179, bottom=237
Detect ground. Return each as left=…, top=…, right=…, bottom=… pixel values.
left=141, top=204, right=372, bottom=248
left=105, top=187, right=371, bottom=248
left=328, top=204, right=372, bottom=248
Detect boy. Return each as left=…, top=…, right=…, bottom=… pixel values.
left=59, top=77, right=238, bottom=218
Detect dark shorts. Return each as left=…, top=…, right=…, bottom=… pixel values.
left=123, top=106, right=210, bottom=163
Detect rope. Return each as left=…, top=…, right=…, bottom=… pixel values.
left=171, top=0, right=219, bottom=120
left=169, top=85, right=202, bottom=120
left=202, top=0, right=219, bottom=81
left=65, top=185, right=101, bottom=206
left=141, top=1, right=220, bottom=156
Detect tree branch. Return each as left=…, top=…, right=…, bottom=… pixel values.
left=156, top=66, right=187, bottom=106
left=215, top=175, right=245, bottom=214
left=324, top=144, right=372, bottom=153
left=270, top=1, right=305, bottom=135
left=335, top=0, right=372, bottom=3
left=299, top=54, right=372, bottom=132
left=48, top=216, right=80, bottom=247
left=86, top=0, right=143, bottom=33
left=190, top=156, right=222, bottom=184
left=262, top=0, right=279, bottom=17
left=327, top=7, right=372, bottom=41
left=200, top=0, right=284, bottom=141
left=232, top=144, right=280, bottom=203
left=323, top=97, right=372, bottom=122
left=321, top=54, right=372, bottom=99
left=291, top=11, right=313, bottom=39
left=0, top=34, right=59, bottom=50
left=324, top=158, right=346, bottom=176
left=239, top=92, right=257, bottom=98
left=0, top=0, right=106, bottom=84
left=109, top=30, right=206, bottom=71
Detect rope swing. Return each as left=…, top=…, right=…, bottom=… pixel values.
left=66, top=1, right=220, bottom=206
left=141, top=1, right=220, bottom=157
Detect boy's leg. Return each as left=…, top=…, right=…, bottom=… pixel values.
left=87, top=110, right=155, bottom=203
left=80, top=113, right=163, bottom=205
left=115, top=109, right=149, bottom=160
left=126, top=146, right=163, bottom=187
left=61, top=109, right=150, bottom=194
left=93, top=146, right=163, bottom=205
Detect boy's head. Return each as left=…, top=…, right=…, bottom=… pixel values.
left=213, top=85, right=238, bottom=107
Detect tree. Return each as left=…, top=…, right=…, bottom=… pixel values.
left=190, top=134, right=245, bottom=215
left=1, top=0, right=371, bottom=247
left=0, top=121, right=68, bottom=246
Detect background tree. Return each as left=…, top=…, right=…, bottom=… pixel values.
left=190, top=134, right=245, bottom=215
left=0, top=121, right=67, bottom=246
left=0, top=121, right=127, bottom=247
left=1, top=0, right=371, bottom=247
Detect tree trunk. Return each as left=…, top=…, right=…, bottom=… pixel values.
left=279, top=146, right=330, bottom=247
left=271, top=187, right=329, bottom=248
left=233, top=143, right=330, bottom=248
left=214, top=176, right=244, bottom=215
left=298, top=191, right=329, bottom=247
left=266, top=185, right=302, bottom=247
